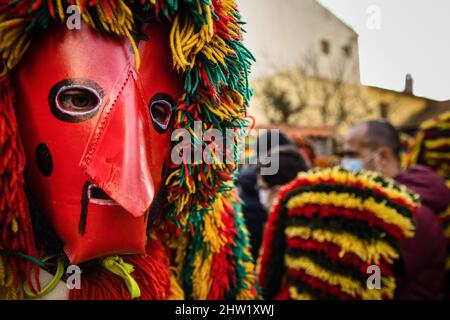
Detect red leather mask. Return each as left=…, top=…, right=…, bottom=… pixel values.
left=13, top=23, right=182, bottom=264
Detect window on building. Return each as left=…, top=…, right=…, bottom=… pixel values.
left=320, top=39, right=330, bottom=55
left=342, top=45, right=352, bottom=58
left=379, top=102, right=389, bottom=119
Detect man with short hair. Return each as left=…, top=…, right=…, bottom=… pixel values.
left=342, top=120, right=402, bottom=177
left=343, top=120, right=449, bottom=299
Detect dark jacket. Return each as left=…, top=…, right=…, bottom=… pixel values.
left=394, top=165, right=450, bottom=300
left=237, top=166, right=268, bottom=261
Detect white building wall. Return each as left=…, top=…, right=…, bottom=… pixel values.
left=238, top=0, right=361, bottom=84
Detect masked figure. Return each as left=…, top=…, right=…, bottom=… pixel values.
left=0, top=1, right=257, bottom=300
left=407, top=111, right=450, bottom=297
left=408, top=111, right=450, bottom=189
left=258, top=167, right=418, bottom=300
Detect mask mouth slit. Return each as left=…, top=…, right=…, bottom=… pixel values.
left=87, top=183, right=118, bottom=206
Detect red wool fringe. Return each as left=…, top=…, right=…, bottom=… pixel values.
left=274, top=286, right=290, bottom=300
left=258, top=201, right=283, bottom=290
left=0, top=78, right=40, bottom=293
left=69, top=239, right=171, bottom=300
left=207, top=200, right=236, bottom=300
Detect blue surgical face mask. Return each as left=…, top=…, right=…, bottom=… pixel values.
left=340, top=158, right=363, bottom=173
left=259, top=189, right=271, bottom=210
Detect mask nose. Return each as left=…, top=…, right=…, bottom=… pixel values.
left=80, top=71, right=155, bottom=217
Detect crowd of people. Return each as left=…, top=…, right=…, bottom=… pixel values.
left=238, top=116, right=450, bottom=300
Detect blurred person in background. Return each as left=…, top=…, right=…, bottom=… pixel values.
left=237, top=131, right=293, bottom=261
left=257, top=145, right=309, bottom=212
left=286, top=133, right=317, bottom=168
left=342, top=119, right=449, bottom=299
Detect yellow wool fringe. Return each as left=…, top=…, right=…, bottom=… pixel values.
left=0, top=1, right=141, bottom=75
left=164, top=227, right=190, bottom=298
left=168, top=267, right=185, bottom=300
left=285, top=226, right=399, bottom=264
left=444, top=225, right=450, bottom=239
left=203, top=200, right=228, bottom=253
left=285, top=255, right=395, bottom=300
left=189, top=198, right=228, bottom=300
left=286, top=192, right=415, bottom=238
left=289, top=286, right=314, bottom=300
left=169, top=4, right=236, bottom=72
left=0, top=17, right=30, bottom=77
left=407, top=131, right=425, bottom=165
left=422, top=152, right=450, bottom=160
left=424, top=138, right=450, bottom=150
left=419, top=111, right=450, bottom=130
left=237, top=259, right=258, bottom=299
left=0, top=256, right=23, bottom=300
left=191, top=251, right=213, bottom=300
left=236, top=214, right=258, bottom=300
left=441, top=206, right=450, bottom=220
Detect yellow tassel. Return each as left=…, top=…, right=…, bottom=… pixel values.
left=101, top=256, right=141, bottom=299
left=168, top=267, right=185, bottom=300
left=125, top=29, right=141, bottom=70
left=289, top=286, right=313, bottom=300
left=0, top=256, right=23, bottom=300
left=424, top=138, right=450, bottom=149
left=56, top=0, right=65, bottom=21
left=0, top=255, right=5, bottom=286
left=191, top=252, right=212, bottom=300
left=0, top=18, right=27, bottom=30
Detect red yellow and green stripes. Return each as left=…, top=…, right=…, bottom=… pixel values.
left=292, top=167, right=420, bottom=209
left=177, top=190, right=257, bottom=300
left=0, top=77, right=39, bottom=299
left=408, top=111, right=450, bottom=188
left=408, top=112, right=450, bottom=269
left=258, top=167, right=418, bottom=300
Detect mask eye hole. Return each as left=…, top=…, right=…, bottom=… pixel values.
left=49, top=79, right=104, bottom=123
left=149, top=93, right=174, bottom=133
left=58, top=88, right=100, bottom=112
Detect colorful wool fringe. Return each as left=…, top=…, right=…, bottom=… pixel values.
left=407, top=111, right=450, bottom=270
left=172, top=189, right=257, bottom=300
left=408, top=111, right=450, bottom=188
left=0, top=0, right=257, bottom=299
left=258, top=167, right=419, bottom=300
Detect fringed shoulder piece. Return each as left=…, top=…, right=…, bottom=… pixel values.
left=259, top=167, right=419, bottom=300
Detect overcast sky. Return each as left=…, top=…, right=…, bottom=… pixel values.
left=317, top=0, right=450, bottom=101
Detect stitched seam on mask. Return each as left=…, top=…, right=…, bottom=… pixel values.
left=82, top=67, right=133, bottom=168
left=132, top=72, right=155, bottom=131
left=131, top=69, right=147, bottom=108
left=132, top=70, right=157, bottom=191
